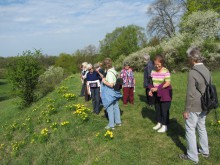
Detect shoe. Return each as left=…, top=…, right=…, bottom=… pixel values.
left=157, top=125, right=167, bottom=133
left=179, top=154, right=198, bottom=164
left=198, top=150, right=209, bottom=158
left=105, top=126, right=115, bottom=130
left=153, top=123, right=161, bottom=130
left=115, top=123, right=121, bottom=127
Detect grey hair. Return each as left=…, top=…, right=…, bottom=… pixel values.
left=86, top=64, right=93, bottom=70
left=187, top=46, right=203, bottom=62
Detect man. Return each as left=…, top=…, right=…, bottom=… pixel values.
left=143, top=54, right=155, bottom=105
left=179, top=47, right=210, bottom=164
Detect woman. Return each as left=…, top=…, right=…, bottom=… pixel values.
left=79, top=62, right=88, bottom=97
left=120, top=62, right=135, bottom=105
left=86, top=64, right=101, bottom=114
left=148, top=55, right=172, bottom=133
left=101, top=58, right=122, bottom=130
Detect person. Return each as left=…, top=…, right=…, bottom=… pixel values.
left=179, top=47, right=210, bottom=164
left=79, top=62, right=88, bottom=97
left=148, top=55, right=172, bottom=133
left=143, top=54, right=155, bottom=105
left=120, top=62, right=135, bottom=105
left=94, top=63, right=105, bottom=82
left=101, top=58, right=122, bottom=130
left=86, top=64, right=101, bottom=114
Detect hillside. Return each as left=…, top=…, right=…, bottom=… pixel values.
left=0, top=72, right=220, bottom=165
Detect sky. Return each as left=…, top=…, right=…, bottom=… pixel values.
left=0, top=0, right=152, bottom=57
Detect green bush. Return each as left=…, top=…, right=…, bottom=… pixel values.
left=7, top=50, right=42, bottom=107
left=122, top=47, right=156, bottom=71
left=37, top=66, right=65, bottom=96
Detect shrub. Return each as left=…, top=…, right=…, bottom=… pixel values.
left=7, top=50, right=42, bottom=107
left=37, top=66, right=64, bottom=95
left=122, top=47, right=156, bottom=71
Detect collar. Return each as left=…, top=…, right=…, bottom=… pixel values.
left=194, top=63, right=203, bottom=66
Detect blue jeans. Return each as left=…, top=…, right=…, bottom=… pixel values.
left=106, top=100, right=121, bottom=127
left=90, top=87, right=100, bottom=114
left=185, top=111, right=209, bottom=163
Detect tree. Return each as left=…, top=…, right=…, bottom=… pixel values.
left=99, top=25, right=147, bottom=61
left=147, top=0, right=183, bottom=39
left=55, top=53, right=76, bottom=74
left=183, top=0, right=220, bottom=16
left=181, top=10, right=220, bottom=39
left=7, top=50, right=42, bottom=107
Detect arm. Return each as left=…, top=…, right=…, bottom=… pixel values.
left=96, top=69, right=104, bottom=79
left=183, top=71, right=196, bottom=119
left=102, top=78, right=114, bottom=88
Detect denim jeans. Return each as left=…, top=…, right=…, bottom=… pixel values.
left=185, top=111, right=209, bottom=163
left=90, top=87, right=100, bottom=114
left=106, top=100, right=121, bottom=127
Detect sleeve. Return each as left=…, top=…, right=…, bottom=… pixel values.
left=143, top=66, right=148, bottom=88
left=120, top=70, right=124, bottom=78
left=185, top=71, right=196, bottom=112
left=164, top=70, right=171, bottom=82
left=106, top=72, right=115, bottom=84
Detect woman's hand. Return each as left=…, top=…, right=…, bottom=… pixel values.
left=149, top=90, right=153, bottom=96
left=102, top=78, right=106, bottom=83
left=151, top=88, right=157, bottom=92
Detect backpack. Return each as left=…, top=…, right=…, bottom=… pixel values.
left=193, top=69, right=219, bottom=114
left=109, top=71, right=123, bottom=91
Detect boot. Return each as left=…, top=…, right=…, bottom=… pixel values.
left=157, top=125, right=167, bottom=133
left=153, top=123, right=161, bottom=130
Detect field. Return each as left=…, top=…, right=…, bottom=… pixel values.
left=0, top=72, right=220, bottom=165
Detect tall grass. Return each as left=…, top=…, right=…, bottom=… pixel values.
left=0, top=72, right=219, bottom=165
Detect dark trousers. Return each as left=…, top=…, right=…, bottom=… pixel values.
left=90, top=87, right=100, bottom=114
left=154, top=97, right=171, bottom=125
left=80, top=83, right=86, bottom=96
left=146, top=88, right=155, bottom=106
left=123, top=87, right=134, bottom=105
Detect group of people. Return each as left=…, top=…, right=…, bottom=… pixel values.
left=79, top=46, right=211, bottom=164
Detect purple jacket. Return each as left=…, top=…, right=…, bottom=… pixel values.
left=148, top=83, right=172, bottom=102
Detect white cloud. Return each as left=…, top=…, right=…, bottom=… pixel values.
left=0, top=0, right=151, bottom=56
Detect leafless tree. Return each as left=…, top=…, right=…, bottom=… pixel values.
left=147, top=0, right=184, bottom=39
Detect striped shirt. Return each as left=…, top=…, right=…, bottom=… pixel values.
left=151, top=67, right=171, bottom=88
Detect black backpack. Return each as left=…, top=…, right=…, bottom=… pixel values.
left=109, top=71, right=123, bottom=91
left=193, top=69, right=219, bottom=114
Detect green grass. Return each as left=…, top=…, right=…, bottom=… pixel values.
left=0, top=72, right=220, bottom=165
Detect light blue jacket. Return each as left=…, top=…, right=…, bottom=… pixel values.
left=101, top=83, right=122, bottom=109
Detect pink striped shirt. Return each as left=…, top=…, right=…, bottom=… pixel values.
left=151, top=67, right=171, bottom=88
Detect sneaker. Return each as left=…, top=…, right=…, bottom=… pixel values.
left=179, top=154, right=198, bottom=164
left=105, top=126, right=115, bottom=130
left=198, top=150, right=209, bottom=158
left=115, top=123, right=121, bottom=127
left=153, top=123, right=161, bottom=130
left=157, top=125, right=167, bottom=133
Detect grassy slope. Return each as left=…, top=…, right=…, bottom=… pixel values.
left=0, top=72, right=220, bottom=165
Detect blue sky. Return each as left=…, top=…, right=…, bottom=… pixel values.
left=0, top=0, right=152, bottom=57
